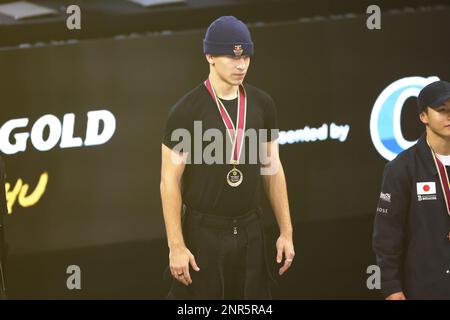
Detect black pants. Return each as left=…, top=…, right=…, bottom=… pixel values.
left=166, top=206, right=274, bottom=300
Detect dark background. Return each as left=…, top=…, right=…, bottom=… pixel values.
left=1, top=0, right=449, bottom=299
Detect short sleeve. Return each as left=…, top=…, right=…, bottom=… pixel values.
left=162, top=102, right=192, bottom=151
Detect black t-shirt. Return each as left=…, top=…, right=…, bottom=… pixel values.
left=162, top=82, right=278, bottom=217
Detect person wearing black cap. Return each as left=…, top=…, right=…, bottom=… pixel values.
left=373, top=80, right=450, bottom=300
left=161, top=16, right=295, bottom=299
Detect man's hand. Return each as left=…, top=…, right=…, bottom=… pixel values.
left=169, top=246, right=200, bottom=286
left=386, top=292, right=406, bottom=300
left=276, top=235, right=295, bottom=276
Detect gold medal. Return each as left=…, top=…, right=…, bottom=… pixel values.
left=227, top=167, right=243, bottom=187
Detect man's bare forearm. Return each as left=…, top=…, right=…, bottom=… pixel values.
left=160, top=179, right=185, bottom=250
left=262, top=163, right=293, bottom=237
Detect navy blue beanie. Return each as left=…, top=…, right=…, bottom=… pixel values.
left=203, top=16, right=254, bottom=56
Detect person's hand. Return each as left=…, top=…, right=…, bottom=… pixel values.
left=169, top=246, right=200, bottom=286
left=276, top=235, right=295, bottom=276
left=386, top=292, right=406, bottom=300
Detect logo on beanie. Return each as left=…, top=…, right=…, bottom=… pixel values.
left=233, top=45, right=243, bottom=56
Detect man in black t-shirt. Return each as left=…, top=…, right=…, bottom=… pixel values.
left=160, top=16, right=294, bottom=299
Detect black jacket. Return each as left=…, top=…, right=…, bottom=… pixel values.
left=373, top=134, right=450, bottom=299
left=0, top=157, right=6, bottom=298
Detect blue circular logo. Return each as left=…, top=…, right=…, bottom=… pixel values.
left=370, top=76, right=439, bottom=161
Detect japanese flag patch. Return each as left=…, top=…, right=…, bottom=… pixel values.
left=417, top=182, right=436, bottom=195
left=416, top=182, right=437, bottom=201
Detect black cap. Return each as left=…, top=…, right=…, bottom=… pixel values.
left=417, top=80, right=450, bottom=113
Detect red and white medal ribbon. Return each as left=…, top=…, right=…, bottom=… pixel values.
left=204, top=78, right=247, bottom=165
left=428, top=140, right=450, bottom=216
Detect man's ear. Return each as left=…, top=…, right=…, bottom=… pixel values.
left=205, top=54, right=214, bottom=65
left=419, top=110, right=428, bottom=125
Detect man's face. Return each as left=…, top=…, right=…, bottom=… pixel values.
left=208, top=54, right=251, bottom=86
left=420, top=98, right=450, bottom=138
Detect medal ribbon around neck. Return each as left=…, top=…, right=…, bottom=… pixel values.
left=428, top=139, right=450, bottom=216
left=204, top=78, right=247, bottom=165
